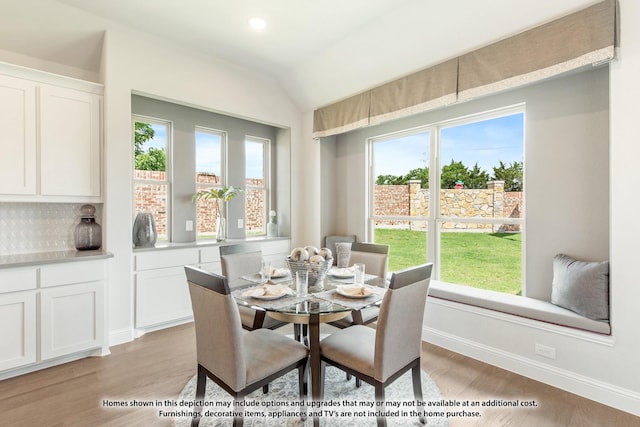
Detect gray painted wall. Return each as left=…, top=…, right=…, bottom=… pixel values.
left=131, top=95, right=286, bottom=242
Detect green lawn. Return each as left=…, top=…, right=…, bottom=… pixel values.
left=374, top=228, right=522, bottom=295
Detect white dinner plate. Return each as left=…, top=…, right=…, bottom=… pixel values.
left=329, top=267, right=356, bottom=278
left=335, top=284, right=376, bottom=298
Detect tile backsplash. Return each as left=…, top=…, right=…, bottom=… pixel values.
left=0, top=203, right=103, bottom=256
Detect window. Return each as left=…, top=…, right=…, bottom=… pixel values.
left=245, top=137, right=270, bottom=236
left=370, top=107, right=524, bottom=294
left=195, top=127, right=226, bottom=239
left=133, top=116, right=171, bottom=241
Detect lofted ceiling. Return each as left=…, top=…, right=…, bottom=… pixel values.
left=3, top=0, right=598, bottom=111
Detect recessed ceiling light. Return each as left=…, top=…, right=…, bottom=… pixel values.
left=249, top=17, right=267, bottom=31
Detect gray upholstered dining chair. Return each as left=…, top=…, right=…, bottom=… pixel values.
left=220, top=243, right=286, bottom=331
left=185, top=265, right=309, bottom=427
left=319, top=263, right=433, bottom=427
left=329, top=242, right=390, bottom=329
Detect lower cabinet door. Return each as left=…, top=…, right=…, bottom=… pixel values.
left=40, top=282, right=104, bottom=360
left=135, top=266, right=193, bottom=329
left=0, top=292, right=36, bottom=371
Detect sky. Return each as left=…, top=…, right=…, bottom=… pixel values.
left=374, top=113, right=524, bottom=177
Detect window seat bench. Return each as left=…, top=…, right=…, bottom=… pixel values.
left=428, top=281, right=611, bottom=335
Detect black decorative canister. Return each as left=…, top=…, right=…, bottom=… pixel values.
left=75, top=204, right=102, bottom=250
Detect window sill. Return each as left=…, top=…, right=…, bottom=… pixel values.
left=428, top=280, right=611, bottom=336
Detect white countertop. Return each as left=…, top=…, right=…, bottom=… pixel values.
left=0, top=250, right=113, bottom=269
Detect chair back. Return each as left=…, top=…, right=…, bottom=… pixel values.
left=374, top=263, right=432, bottom=382
left=220, top=243, right=262, bottom=286
left=349, top=242, right=390, bottom=279
left=184, top=265, right=247, bottom=391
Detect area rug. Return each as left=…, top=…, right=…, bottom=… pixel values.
left=174, top=366, right=448, bottom=426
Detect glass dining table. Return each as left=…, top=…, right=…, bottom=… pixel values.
left=231, top=272, right=387, bottom=424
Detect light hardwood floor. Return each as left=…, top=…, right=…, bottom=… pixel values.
left=0, top=322, right=638, bottom=427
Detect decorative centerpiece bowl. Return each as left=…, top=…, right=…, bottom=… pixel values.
left=286, top=256, right=333, bottom=288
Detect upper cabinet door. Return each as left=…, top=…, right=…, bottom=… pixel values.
left=39, top=85, right=101, bottom=197
left=0, top=75, right=36, bottom=195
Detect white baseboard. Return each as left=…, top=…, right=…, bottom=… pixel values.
left=422, top=326, right=640, bottom=418
left=109, top=327, right=135, bottom=347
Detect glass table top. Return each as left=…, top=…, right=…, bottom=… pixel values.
left=231, top=276, right=387, bottom=315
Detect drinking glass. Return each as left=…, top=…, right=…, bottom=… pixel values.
left=261, top=260, right=272, bottom=284
left=296, top=270, right=309, bottom=297
left=354, top=263, right=365, bottom=288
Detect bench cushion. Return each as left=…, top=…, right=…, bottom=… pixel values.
left=428, top=281, right=611, bottom=335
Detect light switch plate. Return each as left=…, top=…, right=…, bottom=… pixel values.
left=237, top=219, right=244, bottom=228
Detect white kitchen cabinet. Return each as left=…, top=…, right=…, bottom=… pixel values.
left=0, top=75, right=37, bottom=195
left=132, top=240, right=291, bottom=334
left=40, top=281, right=104, bottom=360
left=0, top=291, right=37, bottom=371
left=39, top=85, right=101, bottom=198
left=0, top=257, right=109, bottom=379
left=134, top=248, right=199, bottom=332
left=135, top=266, right=194, bottom=329
left=0, top=267, right=37, bottom=371
left=0, top=64, right=103, bottom=202
left=39, top=260, right=106, bottom=360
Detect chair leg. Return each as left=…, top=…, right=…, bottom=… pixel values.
left=233, top=395, right=244, bottom=427
left=374, top=383, right=387, bottom=427
left=356, top=378, right=362, bottom=388
left=262, top=384, right=269, bottom=394
left=411, top=363, right=425, bottom=424
left=192, top=365, right=207, bottom=427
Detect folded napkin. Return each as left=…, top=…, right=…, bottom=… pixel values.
left=336, top=284, right=384, bottom=297
left=242, top=284, right=294, bottom=298
left=270, top=267, right=290, bottom=278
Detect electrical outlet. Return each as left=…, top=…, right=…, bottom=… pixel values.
left=237, top=219, right=244, bottom=228
left=535, top=343, right=556, bottom=360
left=185, top=220, right=193, bottom=231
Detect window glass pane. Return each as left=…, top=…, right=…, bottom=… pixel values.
left=133, top=119, right=169, bottom=241
left=439, top=222, right=522, bottom=295
left=439, top=113, right=524, bottom=294
left=195, top=129, right=222, bottom=177
left=195, top=129, right=223, bottom=239
left=245, top=139, right=267, bottom=236
left=245, top=140, right=264, bottom=180
left=133, top=182, right=168, bottom=241
left=372, top=131, right=430, bottom=272
left=373, top=222, right=428, bottom=273
left=440, top=114, right=523, bottom=193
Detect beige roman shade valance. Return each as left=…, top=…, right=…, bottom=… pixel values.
left=312, top=0, right=616, bottom=139
left=369, top=58, right=458, bottom=126
left=312, top=91, right=370, bottom=138
left=458, top=0, right=616, bottom=101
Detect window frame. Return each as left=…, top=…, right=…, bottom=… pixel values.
left=132, top=114, right=172, bottom=242
left=368, top=104, right=525, bottom=289
left=194, top=126, right=228, bottom=240
left=244, top=136, right=271, bottom=236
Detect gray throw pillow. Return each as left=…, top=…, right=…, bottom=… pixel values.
left=551, top=253, right=609, bottom=320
